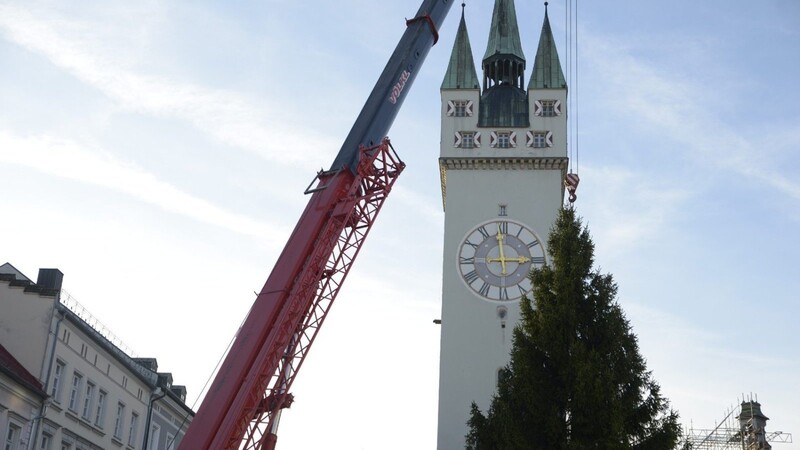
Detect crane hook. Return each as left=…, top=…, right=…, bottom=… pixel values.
left=565, top=173, right=580, bottom=203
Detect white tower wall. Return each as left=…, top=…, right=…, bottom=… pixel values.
left=436, top=5, right=568, bottom=448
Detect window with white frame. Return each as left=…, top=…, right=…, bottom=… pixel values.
left=113, top=403, right=125, bottom=439
left=51, top=360, right=65, bottom=403
left=532, top=132, right=546, bottom=148
left=541, top=100, right=555, bottom=117
left=68, top=372, right=83, bottom=412
left=5, top=423, right=21, bottom=450
left=128, top=413, right=139, bottom=447
left=533, top=99, right=561, bottom=117
left=454, top=131, right=481, bottom=149
left=526, top=130, right=553, bottom=148
left=166, top=432, right=176, bottom=450
left=462, top=132, right=475, bottom=149
left=446, top=100, right=474, bottom=117
left=497, top=132, right=511, bottom=149
left=148, top=424, right=160, bottom=450
left=60, top=442, right=71, bottom=450
left=454, top=100, right=467, bottom=117
left=81, top=381, right=95, bottom=420
left=490, top=131, right=516, bottom=148
left=94, top=390, right=107, bottom=427
left=39, top=434, right=52, bottom=450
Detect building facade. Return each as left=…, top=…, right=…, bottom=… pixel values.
left=1, top=344, right=48, bottom=450
left=0, top=263, right=193, bottom=450
left=437, top=2, right=567, bottom=448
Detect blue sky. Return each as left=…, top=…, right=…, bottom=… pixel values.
left=1, top=0, right=799, bottom=448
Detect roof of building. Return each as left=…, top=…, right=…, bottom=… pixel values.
left=56, top=294, right=196, bottom=416
left=0, top=343, right=47, bottom=399
left=478, top=84, right=529, bottom=128
left=529, top=5, right=566, bottom=89
left=0, top=262, right=31, bottom=282
left=0, top=263, right=60, bottom=297
left=1, top=263, right=195, bottom=416
left=441, top=6, right=480, bottom=90
left=483, top=0, right=525, bottom=63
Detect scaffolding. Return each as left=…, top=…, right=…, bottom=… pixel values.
left=683, top=397, right=792, bottom=449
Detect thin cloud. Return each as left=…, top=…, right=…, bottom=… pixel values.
left=579, top=165, right=690, bottom=258
left=0, top=130, right=285, bottom=243
left=585, top=35, right=800, bottom=203
left=392, top=185, right=444, bottom=227
left=0, top=3, right=330, bottom=169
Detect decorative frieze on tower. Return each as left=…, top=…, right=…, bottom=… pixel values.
left=437, top=3, right=568, bottom=449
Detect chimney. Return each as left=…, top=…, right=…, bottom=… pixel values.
left=37, top=269, right=63, bottom=295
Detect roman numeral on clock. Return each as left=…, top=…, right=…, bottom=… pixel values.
left=463, top=270, right=479, bottom=284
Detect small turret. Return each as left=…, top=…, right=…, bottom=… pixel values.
left=738, top=401, right=772, bottom=450
left=529, top=2, right=566, bottom=90
left=442, top=4, right=480, bottom=90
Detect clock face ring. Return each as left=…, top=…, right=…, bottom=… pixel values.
left=457, top=219, right=546, bottom=302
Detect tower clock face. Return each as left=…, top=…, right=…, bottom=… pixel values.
left=457, top=219, right=546, bottom=302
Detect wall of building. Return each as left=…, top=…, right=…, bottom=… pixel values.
left=437, top=165, right=563, bottom=449
left=0, top=368, right=46, bottom=450
left=0, top=267, right=193, bottom=450
left=437, top=68, right=568, bottom=450
left=44, top=313, right=153, bottom=450
left=147, top=397, right=191, bottom=450
left=0, top=281, right=56, bottom=381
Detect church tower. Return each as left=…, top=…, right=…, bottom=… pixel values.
left=437, top=2, right=567, bottom=448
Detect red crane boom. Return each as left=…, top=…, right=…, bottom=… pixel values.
left=179, top=1, right=453, bottom=449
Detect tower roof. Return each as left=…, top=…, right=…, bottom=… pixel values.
left=442, top=6, right=480, bottom=90
left=482, top=0, right=525, bottom=63
left=529, top=4, right=566, bottom=89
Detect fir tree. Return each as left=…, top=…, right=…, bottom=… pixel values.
left=466, top=207, right=681, bottom=449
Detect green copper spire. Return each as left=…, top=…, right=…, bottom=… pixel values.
left=482, top=0, right=525, bottom=63
left=529, top=3, right=566, bottom=89
left=441, top=5, right=480, bottom=90
left=478, top=0, right=528, bottom=127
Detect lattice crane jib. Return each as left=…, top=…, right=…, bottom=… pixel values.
left=178, top=0, right=454, bottom=448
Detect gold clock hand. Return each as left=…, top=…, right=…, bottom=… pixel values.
left=487, top=255, right=530, bottom=264
left=496, top=223, right=507, bottom=275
